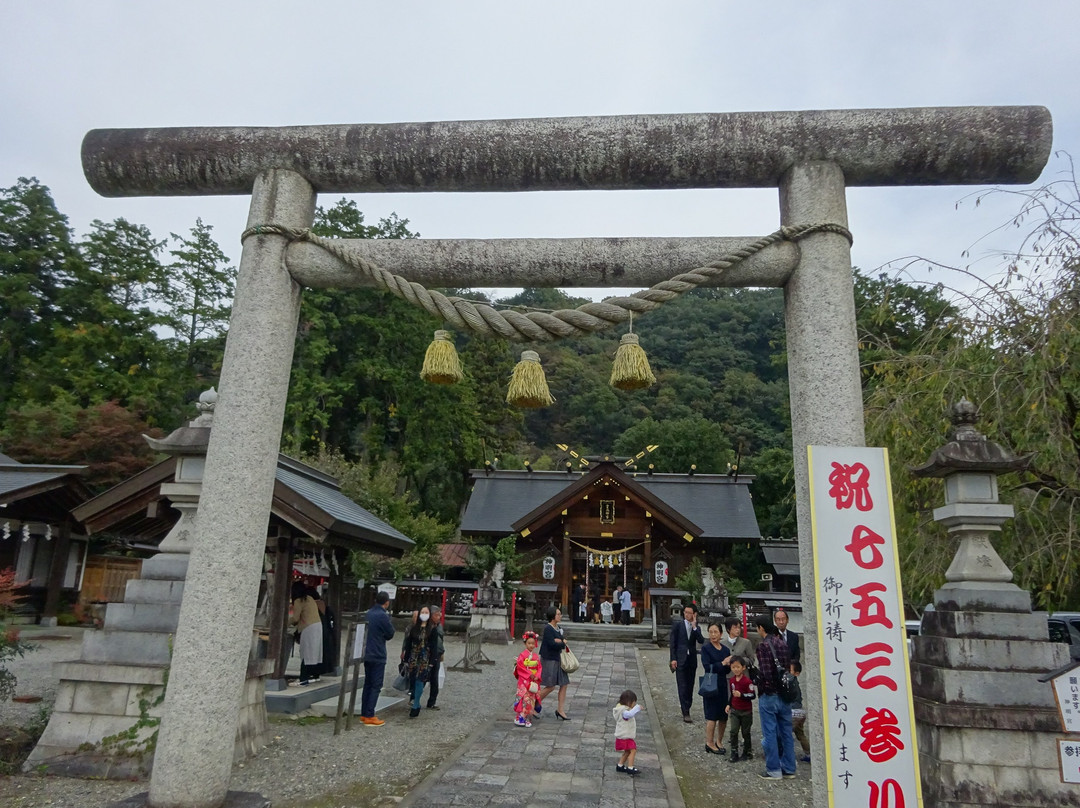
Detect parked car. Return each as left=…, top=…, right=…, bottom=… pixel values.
left=1047, top=612, right=1080, bottom=660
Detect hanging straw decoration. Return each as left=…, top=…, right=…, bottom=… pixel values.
left=420, top=329, right=464, bottom=384
left=610, top=314, right=656, bottom=390
left=506, top=350, right=555, bottom=408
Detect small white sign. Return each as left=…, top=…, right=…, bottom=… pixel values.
left=1050, top=665, right=1080, bottom=733
left=542, top=556, right=555, bottom=580
left=1057, top=738, right=1080, bottom=784
left=377, top=583, right=397, bottom=600
left=351, top=623, right=366, bottom=663
left=654, top=560, right=669, bottom=585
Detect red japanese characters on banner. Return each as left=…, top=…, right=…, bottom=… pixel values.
left=828, top=461, right=874, bottom=511
left=809, top=446, right=922, bottom=808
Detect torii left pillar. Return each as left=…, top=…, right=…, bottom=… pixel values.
left=147, top=170, right=314, bottom=808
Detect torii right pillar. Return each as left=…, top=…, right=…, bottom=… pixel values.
left=911, top=399, right=1075, bottom=807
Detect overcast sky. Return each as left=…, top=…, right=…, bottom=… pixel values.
left=2, top=1, right=1077, bottom=301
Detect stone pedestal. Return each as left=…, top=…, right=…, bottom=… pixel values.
left=469, top=606, right=509, bottom=644
left=25, top=555, right=273, bottom=778
left=912, top=587, right=1076, bottom=807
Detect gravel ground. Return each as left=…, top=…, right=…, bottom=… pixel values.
left=1, top=629, right=814, bottom=807
left=639, top=646, right=813, bottom=808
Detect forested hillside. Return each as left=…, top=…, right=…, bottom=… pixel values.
left=3, top=169, right=1078, bottom=610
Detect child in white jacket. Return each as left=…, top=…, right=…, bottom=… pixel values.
left=613, top=689, right=644, bottom=776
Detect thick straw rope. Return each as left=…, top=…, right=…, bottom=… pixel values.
left=241, top=223, right=852, bottom=343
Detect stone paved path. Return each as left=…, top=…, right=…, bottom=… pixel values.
left=401, top=641, right=683, bottom=808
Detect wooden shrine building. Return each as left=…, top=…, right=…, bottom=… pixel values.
left=0, top=452, right=93, bottom=624
left=460, top=456, right=762, bottom=620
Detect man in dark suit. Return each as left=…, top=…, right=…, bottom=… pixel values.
left=775, top=609, right=800, bottom=664
left=669, top=603, right=704, bottom=722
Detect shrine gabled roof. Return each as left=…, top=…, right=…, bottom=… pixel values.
left=72, top=454, right=412, bottom=554
left=0, top=454, right=91, bottom=512
left=461, top=462, right=761, bottom=541
left=274, top=456, right=412, bottom=551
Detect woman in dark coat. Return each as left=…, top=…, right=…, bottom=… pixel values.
left=400, top=605, right=439, bottom=717
left=537, top=605, right=571, bottom=720
left=700, top=621, right=732, bottom=754
left=308, top=586, right=337, bottom=677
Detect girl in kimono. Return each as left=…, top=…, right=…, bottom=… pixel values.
left=514, top=630, right=542, bottom=726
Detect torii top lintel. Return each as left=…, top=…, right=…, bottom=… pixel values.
left=82, top=106, right=1051, bottom=198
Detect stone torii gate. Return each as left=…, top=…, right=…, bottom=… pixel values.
left=81, top=106, right=1051, bottom=808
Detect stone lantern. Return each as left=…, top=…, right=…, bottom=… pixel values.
left=909, top=398, right=1073, bottom=808
left=911, top=396, right=1032, bottom=610
left=144, top=386, right=217, bottom=559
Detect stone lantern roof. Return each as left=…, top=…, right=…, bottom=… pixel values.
left=143, top=387, right=217, bottom=455
left=911, top=397, right=1033, bottom=478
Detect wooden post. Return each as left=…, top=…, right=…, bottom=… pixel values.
left=643, top=534, right=652, bottom=613
left=269, top=535, right=295, bottom=683
left=328, top=546, right=345, bottom=675
left=41, top=523, right=72, bottom=624
left=561, top=533, right=571, bottom=609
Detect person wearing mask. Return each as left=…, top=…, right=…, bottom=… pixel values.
left=401, top=605, right=439, bottom=718
left=669, top=603, right=704, bottom=723
left=359, top=591, right=395, bottom=726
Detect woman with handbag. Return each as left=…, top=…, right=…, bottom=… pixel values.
left=513, top=630, right=542, bottom=726
left=400, top=606, right=439, bottom=718
left=700, top=621, right=732, bottom=755
left=537, top=606, right=571, bottom=720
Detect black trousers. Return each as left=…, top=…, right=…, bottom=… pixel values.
left=427, top=661, right=440, bottom=707
left=675, top=662, right=696, bottom=715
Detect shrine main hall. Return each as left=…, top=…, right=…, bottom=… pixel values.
left=459, top=455, right=762, bottom=618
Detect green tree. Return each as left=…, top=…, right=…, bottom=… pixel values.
left=284, top=200, right=516, bottom=522
left=40, top=218, right=183, bottom=426
left=0, top=398, right=162, bottom=491
left=163, top=219, right=235, bottom=372
left=0, top=178, right=82, bottom=413
left=614, top=415, right=733, bottom=473
left=866, top=157, right=1080, bottom=610
left=301, top=447, right=455, bottom=579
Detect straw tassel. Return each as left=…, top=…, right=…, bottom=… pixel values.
left=420, top=329, right=464, bottom=384
left=506, top=350, right=555, bottom=408
left=610, top=332, right=656, bottom=390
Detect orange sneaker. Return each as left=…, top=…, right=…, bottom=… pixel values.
left=360, top=716, right=385, bottom=726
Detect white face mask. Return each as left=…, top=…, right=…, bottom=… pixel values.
left=420, top=613, right=430, bottom=622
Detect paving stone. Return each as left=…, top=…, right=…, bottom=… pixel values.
left=402, top=643, right=676, bottom=808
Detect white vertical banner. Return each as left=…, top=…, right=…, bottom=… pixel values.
left=807, top=446, right=922, bottom=808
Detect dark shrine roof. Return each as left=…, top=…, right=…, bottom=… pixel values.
left=0, top=453, right=91, bottom=512
left=74, top=454, right=412, bottom=554
left=461, top=462, right=761, bottom=542
left=274, top=456, right=412, bottom=550
left=761, top=539, right=801, bottom=577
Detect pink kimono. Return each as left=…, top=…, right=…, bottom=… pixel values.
left=514, top=648, right=542, bottom=719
